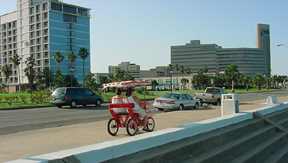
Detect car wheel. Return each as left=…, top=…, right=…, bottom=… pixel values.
left=56, top=105, right=62, bottom=108
left=217, top=99, right=221, bottom=106
left=96, top=99, right=102, bottom=106
left=70, top=101, right=77, bottom=108
left=179, top=104, right=184, bottom=111
left=193, top=103, right=199, bottom=109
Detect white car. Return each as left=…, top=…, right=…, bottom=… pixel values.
left=153, top=93, right=200, bottom=111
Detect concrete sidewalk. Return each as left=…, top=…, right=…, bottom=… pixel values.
left=1, top=96, right=287, bottom=162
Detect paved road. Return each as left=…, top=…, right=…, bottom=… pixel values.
left=0, top=89, right=287, bottom=135
left=0, top=106, right=109, bottom=135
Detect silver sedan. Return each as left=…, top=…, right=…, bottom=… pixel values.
left=152, top=93, right=200, bottom=111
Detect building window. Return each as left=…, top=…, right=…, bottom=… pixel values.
left=36, top=23, right=41, bottom=29
left=37, top=38, right=41, bottom=44
left=12, top=21, right=17, bottom=28
left=44, top=52, right=48, bottom=58
left=43, top=3, right=47, bottom=11
left=63, top=5, right=77, bottom=14
left=36, top=14, right=41, bottom=22
left=78, top=8, right=88, bottom=16
left=43, top=22, right=48, bottom=28
left=63, top=14, right=77, bottom=23
left=43, top=29, right=48, bottom=36
left=36, top=31, right=41, bottom=37
left=43, top=12, right=48, bottom=20
left=51, top=2, right=62, bottom=11
left=30, top=16, right=35, bottom=23
left=36, top=5, right=40, bottom=13
left=30, top=24, right=35, bottom=31
left=30, top=7, right=34, bottom=15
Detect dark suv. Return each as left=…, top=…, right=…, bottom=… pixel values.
left=51, top=87, right=103, bottom=108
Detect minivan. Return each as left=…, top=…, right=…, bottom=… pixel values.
left=51, top=87, right=103, bottom=108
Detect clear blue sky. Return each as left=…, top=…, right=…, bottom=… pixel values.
left=1, top=0, right=287, bottom=75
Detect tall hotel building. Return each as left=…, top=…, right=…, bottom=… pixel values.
left=0, top=0, right=90, bottom=89
left=171, top=24, right=271, bottom=76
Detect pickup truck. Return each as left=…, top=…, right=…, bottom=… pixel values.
left=195, top=87, right=224, bottom=106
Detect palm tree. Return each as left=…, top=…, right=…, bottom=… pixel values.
left=1, top=64, right=12, bottom=92
left=174, top=64, right=180, bottom=89
left=180, top=78, right=189, bottom=90
left=185, top=67, right=192, bottom=89
left=54, top=51, right=64, bottom=71
left=254, top=74, right=265, bottom=90
left=78, top=48, right=89, bottom=86
left=168, top=64, right=174, bottom=91
left=224, top=64, right=239, bottom=92
left=24, top=54, right=36, bottom=91
left=11, top=54, right=22, bottom=91
left=67, top=52, right=77, bottom=86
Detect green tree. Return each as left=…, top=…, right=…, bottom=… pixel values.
left=54, top=70, right=65, bottom=87
left=24, top=55, right=36, bottom=91
left=192, top=69, right=209, bottom=89
left=54, top=51, right=64, bottom=71
left=11, top=54, right=22, bottom=91
left=67, top=52, right=77, bottom=86
left=36, top=67, right=52, bottom=89
left=180, top=78, right=189, bottom=90
left=213, top=73, right=225, bottom=87
left=78, top=48, right=89, bottom=86
left=99, top=76, right=111, bottom=85
left=64, top=75, right=79, bottom=87
left=174, top=64, right=180, bottom=88
left=84, top=73, right=98, bottom=91
left=110, top=69, right=133, bottom=81
left=151, top=80, right=159, bottom=91
left=1, top=64, right=12, bottom=92
left=224, top=64, right=239, bottom=92
left=254, top=74, right=265, bottom=90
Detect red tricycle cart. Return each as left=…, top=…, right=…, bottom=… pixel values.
left=103, top=80, right=156, bottom=136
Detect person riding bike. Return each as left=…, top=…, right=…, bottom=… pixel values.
left=126, top=87, right=147, bottom=119
left=111, top=88, right=128, bottom=114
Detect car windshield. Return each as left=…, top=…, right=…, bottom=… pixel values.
left=206, top=88, right=220, bottom=94
left=52, top=88, right=66, bottom=96
left=162, top=93, right=180, bottom=100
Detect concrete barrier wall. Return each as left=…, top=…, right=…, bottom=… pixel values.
left=6, top=101, right=288, bottom=163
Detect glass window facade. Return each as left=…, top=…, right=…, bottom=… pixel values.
left=49, top=7, right=90, bottom=83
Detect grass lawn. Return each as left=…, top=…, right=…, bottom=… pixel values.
left=0, top=91, right=52, bottom=110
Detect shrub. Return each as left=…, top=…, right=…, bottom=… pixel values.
left=31, top=91, right=51, bottom=104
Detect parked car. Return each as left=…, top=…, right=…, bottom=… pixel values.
left=152, top=93, right=200, bottom=111
left=51, top=87, right=103, bottom=108
left=195, top=87, right=224, bottom=106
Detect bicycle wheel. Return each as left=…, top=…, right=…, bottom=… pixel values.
left=107, top=118, right=119, bottom=136
left=143, top=117, right=155, bottom=132
left=126, top=118, right=138, bottom=136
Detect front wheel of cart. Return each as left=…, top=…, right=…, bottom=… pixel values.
left=143, top=117, right=155, bottom=132
left=126, top=119, right=138, bottom=136
left=107, top=118, right=119, bottom=136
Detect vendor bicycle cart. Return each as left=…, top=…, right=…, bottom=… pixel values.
left=103, top=80, right=156, bottom=136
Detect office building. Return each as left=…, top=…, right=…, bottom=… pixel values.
left=171, top=24, right=270, bottom=76
left=109, top=62, right=140, bottom=78
left=140, top=66, right=170, bottom=78
left=0, top=0, right=90, bottom=90
left=257, top=24, right=271, bottom=75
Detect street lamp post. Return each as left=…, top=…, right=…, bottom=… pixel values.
left=170, top=70, right=173, bottom=93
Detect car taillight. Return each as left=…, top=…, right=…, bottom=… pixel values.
left=166, top=100, right=175, bottom=104
left=157, top=100, right=175, bottom=104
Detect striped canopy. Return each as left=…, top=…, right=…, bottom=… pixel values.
left=103, top=80, right=151, bottom=89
